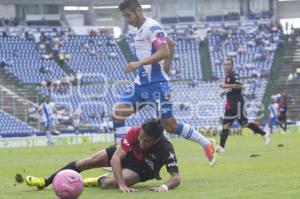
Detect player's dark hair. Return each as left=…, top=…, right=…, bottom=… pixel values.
left=119, top=0, right=142, bottom=11
left=142, top=118, right=164, bottom=140
left=225, top=58, right=234, bottom=66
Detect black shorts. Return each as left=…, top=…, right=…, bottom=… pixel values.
left=105, top=145, right=154, bottom=182
left=223, top=101, right=248, bottom=126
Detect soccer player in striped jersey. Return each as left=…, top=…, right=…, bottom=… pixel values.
left=112, top=0, right=216, bottom=166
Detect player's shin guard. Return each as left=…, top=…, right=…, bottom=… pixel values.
left=113, top=121, right=130, bottom=144
left=44, top=161, right=81, bottom=187
left=220, top=129, right=229, bottom=148
left=248, top=123, right=266, bottom=136
left=175, top=123, right=210, bottom=147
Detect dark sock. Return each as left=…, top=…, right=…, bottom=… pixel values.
left=220, top=129, right=229, bottom=148
left=283, top=123, right=287, bottom=132
left=279, top=122, right=287, bottom=132
left=279, top=123, right=284, bottom=130
left=248, top=123, right=266, bottom=136
left=44, top=161, right=81, bottom=187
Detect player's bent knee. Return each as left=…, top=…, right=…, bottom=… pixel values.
left=113, top=103, right=134, bottom=113
left=161, top=121, right=178, bottom=133
left=163, top=124, right=175, bottom=133
left=175, top=175, right=181, bottom=186
left=112, top=108, right=133, bottom=121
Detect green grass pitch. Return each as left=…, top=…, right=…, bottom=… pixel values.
left=1, top=132, right=300, bottom=199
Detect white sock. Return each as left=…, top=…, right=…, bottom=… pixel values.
left=46, top=131, right=53, bottom=145
left=115, top=126, right=131, bottom=144
left=113, top=121, right=130, bottom=144
left=176, top=123, right=210, bottom=148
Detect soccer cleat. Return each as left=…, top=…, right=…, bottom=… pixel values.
left=52, top=130, right=61, bottom=135
left=216, top=146, right=225, bottom=153
left=83, top=174, right=109, bottom=187
left=25, top=176, right=46, bottom=189
left=83, top=177, right=99, bottom=187
left=204, top=139, right=217, bottom=167
left=263, top=133, right=271, bottom=145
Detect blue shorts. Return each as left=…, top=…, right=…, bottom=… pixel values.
left=43, top=119, right=53, bottom=130
left=118, top=82, right=173, bottom=119
left=268, top=117, right=279, bottom=125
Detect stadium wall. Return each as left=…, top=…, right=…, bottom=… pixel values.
left=277, top=0, right=300, bottom=19
left=249, top=0, right=270, bottom=13
left=0, top=4, right=15, bottom=17
left=0, top=134, right=114, bottom=149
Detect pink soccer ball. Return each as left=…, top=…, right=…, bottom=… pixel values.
left=53, top=170, right=84, bottom=199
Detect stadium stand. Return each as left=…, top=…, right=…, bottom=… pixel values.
left=0, top=35, right=65, bottom=84
left=26, top=20, right=62, bottom=26
left=0, top=110, right=37, bottom=136
left=35, top=77, right=266, bottom=130
left=207, top=21, right=283, bottom=79
left=161, top=16, right=195, bottom=24
left=0, top=17, right=19, bottom=26
left=61, top=34, right=134, bottom=83
left=0, top=20, right=281, bottom=135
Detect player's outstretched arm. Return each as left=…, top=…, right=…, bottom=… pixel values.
left=163, top=37, right=175, bottom=74
left=124, top=43, right=170, bottom=74
left=149, top=172, right=181, bottom=192
left=220, top=83, right=243, bottom=90
left=110, top=145, right=137, bottom=193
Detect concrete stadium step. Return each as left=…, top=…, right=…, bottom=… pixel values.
left=0, top=68, right=39, bottom=103
left=0, top=84, right=40, bottom=130
left=270, top=39, right=300, bottom=120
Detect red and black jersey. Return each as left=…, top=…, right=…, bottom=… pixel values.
left=278, top=102, right=287, bottom=118
left=121, top=127, right=179, bottom=177
left=224, top=71, right=244, bottom=110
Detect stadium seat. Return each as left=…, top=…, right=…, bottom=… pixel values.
left=0, top=111, right=37, bottom=135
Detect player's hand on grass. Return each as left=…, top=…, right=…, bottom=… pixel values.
left=119, top=185, right=137, bottom=193
left=149, top=185, right=168, bottom=192
left=124, top=62, right=141, bottom=74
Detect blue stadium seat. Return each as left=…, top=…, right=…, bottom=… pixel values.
left=0, top=111, right=37, bottom=135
